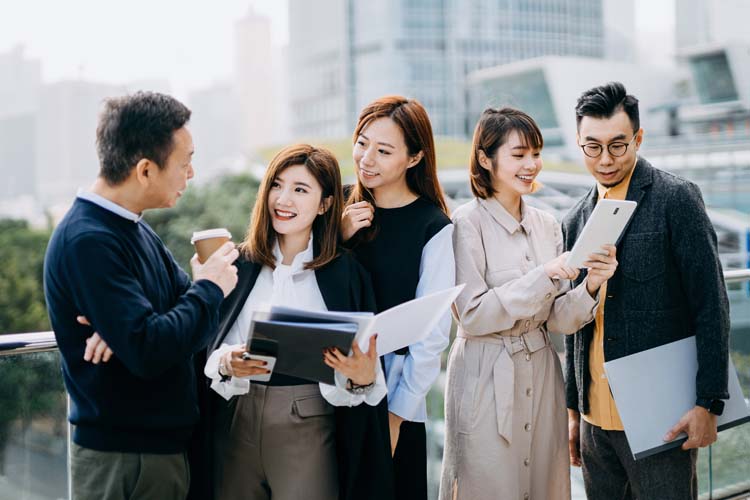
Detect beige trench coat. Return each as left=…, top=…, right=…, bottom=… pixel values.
left=440, top=197, right=598, bottom=500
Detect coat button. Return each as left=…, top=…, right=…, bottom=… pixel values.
left=524, top=458, right=530, bottom=466
left=524, top=320, right=530, bottom=327
left=526, top=388, right=532, bottom=397
left=524, top=423, right=531, bottom=432
left=545, top=293, right=552, bottom=299
left=524, top=494, right=530, bottom=500
left=525, top=353, right=531, bottom=361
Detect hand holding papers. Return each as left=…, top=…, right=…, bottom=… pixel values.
left=269, top=284, right=465, bottom=354
left=247, top=284, right=465, bottom=384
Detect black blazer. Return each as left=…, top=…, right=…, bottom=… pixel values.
left=188, top=245, right=395, bottom=500
left=561, top=158, right=730, bottom=415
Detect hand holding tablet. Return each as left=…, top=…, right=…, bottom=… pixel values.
left=583, top=244, right=618, bottom=295
left=566, top=199, right=637, bottom=269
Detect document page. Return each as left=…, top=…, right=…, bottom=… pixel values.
left=270, top=284, right=464, bottom=355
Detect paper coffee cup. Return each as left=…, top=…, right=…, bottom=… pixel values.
left=191, top=228, right=232, bottom=263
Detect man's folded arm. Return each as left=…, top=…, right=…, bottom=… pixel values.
left=66, top=233, right=224, bottom=379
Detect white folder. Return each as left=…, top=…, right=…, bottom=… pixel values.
left=603, top=336, right=750, bottom=460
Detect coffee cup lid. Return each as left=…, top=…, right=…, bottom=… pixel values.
left=190, top=228, right=232, bottom=244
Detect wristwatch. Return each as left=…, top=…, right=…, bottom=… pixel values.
left=696, top=398, right=725, bottom=416
left=346, top=378, right=375, bottom=395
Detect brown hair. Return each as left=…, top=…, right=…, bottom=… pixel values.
left=469, top=107, right=544, bottom=199
left=239, top=144, right=343, bottom=270
left=347, top=95, right=448, bottom=242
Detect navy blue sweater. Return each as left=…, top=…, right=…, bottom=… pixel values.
left=44, top=198, right=224, bottom=453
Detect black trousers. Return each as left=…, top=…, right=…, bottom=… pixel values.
left=393, top=420, right=427, bottom=500
left=581, top=420, right=697, bottom=500
left=336, top=398, right=395, bottom=500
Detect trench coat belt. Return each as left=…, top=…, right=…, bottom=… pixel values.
left=456, top=327, right=550, bottom=444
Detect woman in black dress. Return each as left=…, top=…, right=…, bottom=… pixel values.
left=342, top=96, right=455, bottom=500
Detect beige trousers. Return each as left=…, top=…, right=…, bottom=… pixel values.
left=214, top=383, right=338, bottom=500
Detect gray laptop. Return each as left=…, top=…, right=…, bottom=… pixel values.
left=604, top=336, right=750, bottom=460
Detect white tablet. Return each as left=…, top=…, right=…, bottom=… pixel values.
left=566, top=199, right=637, bottom=268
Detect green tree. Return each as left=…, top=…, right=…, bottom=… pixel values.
left=0, top=220, right=61, bottom=476
left=145, top=173, right=259, bottom=269
left=0, top=173, right=259, bottom=475
left=0, top=220, right=51, bottom=333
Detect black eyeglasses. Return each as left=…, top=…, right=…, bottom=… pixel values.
left=579, top=135, right=637, bottom=158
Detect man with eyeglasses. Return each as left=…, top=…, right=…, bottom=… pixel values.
left=561, top=82, right=730, bottom=500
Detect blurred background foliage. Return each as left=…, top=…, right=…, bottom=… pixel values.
left=144, top=172, right=259, bottom=270
left=0, top=173, right=258, bottom=476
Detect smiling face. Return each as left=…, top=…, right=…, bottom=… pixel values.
left=484, top=130, right=543, bottom=197
left=577, top=110, right=643, bottom=188
left=266, top=164, right=327, bottom=243
left=352, top=117, right=421, bottom=193
left=146, top=126, right=194, bottom=208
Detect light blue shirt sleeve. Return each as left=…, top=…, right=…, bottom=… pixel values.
left=385, top=224, right=455, bottom=422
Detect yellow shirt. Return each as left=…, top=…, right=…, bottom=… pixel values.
left=581, top=164, right=636, bottom=431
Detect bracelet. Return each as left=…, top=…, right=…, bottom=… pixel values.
left=346, top=378, right=375, bottom=395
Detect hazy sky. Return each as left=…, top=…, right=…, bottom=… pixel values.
left=0, top=0, right=289, bottom=98
left=1, top=0, right=673, bottom=98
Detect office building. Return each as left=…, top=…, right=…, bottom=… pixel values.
left=288, top=0, right=635, bottom=138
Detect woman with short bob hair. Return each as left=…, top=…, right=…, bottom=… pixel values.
left=440, top=108, right=617, bottom=500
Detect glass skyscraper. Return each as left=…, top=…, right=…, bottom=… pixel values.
left=288, top=0, right=632, bottom=138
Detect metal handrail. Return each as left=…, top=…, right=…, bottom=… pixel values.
left=0, top=330, right=57, bottom=356
left=2, top=268, right=750, bottom=356
left=725, top=268, right=750, bottom=284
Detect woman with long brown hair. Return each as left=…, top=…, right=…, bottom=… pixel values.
left=342, top=95, right=455, bottom=500
left=203, top=144, right=394, bottom=500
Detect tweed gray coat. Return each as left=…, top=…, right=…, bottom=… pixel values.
left=562, top=157, right=730, bottom=415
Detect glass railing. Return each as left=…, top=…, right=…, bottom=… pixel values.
left=0, top=343, right=68, bottom=500
left=701, top=269, right=750, bottom=499
left=1, top=269, right=749, bottom=500
left=425, top=269, right=750, bottom=500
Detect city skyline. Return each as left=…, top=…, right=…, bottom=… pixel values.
left=5, top=0, right=725, bottom=227
left=0, top=0, right=289, bottom=99
left=1, top=0, right=673, bottom=98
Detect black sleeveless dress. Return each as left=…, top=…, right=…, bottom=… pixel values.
left=350, top=197, right=451, bottom=500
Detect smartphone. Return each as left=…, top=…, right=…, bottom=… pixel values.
left=242, top=337, right=278, bottom=382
